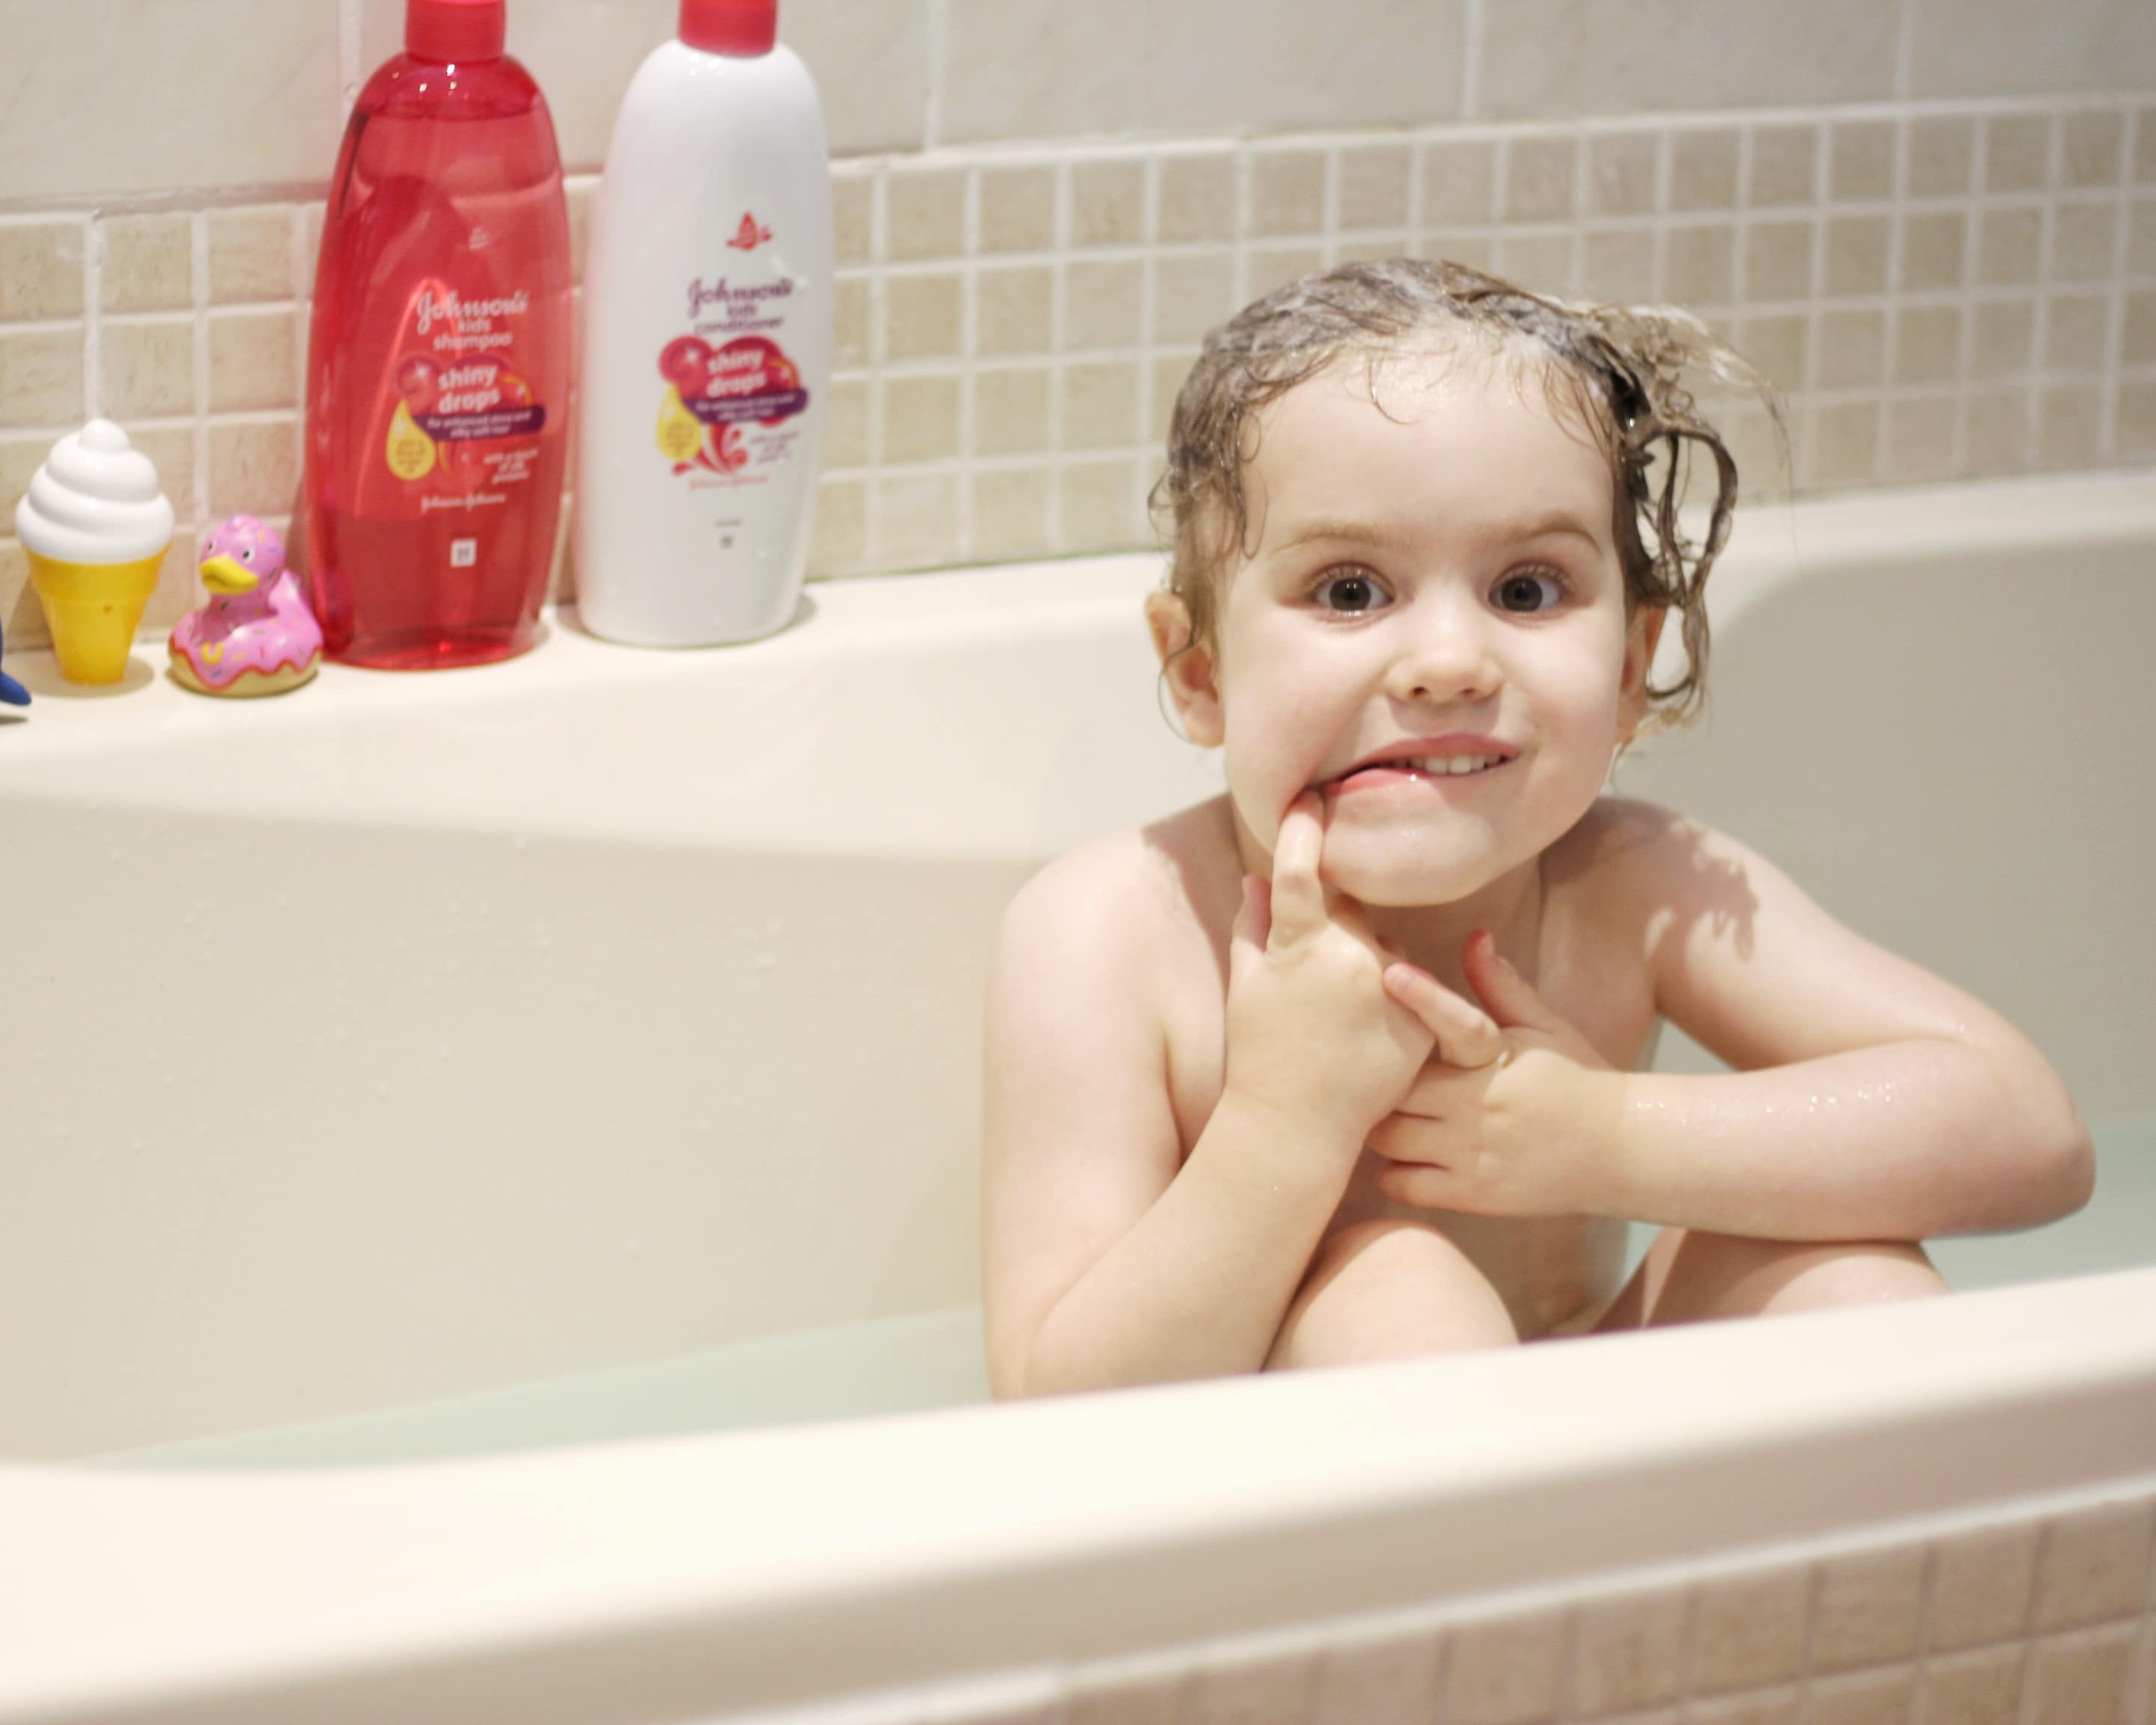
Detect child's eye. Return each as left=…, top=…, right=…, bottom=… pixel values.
left=1492, top=568, right=1564, bottom=614
left=1313, top=568, right=1389, bottom=614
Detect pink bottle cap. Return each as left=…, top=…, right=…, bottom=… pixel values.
left=406, top=0, right=506, bottom=61
left=681, top=0, right=776, bottom=55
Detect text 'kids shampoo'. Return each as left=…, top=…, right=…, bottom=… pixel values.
left=304, top=0, right=571, bottom=669
left=574, top=0, right=834, bottom=646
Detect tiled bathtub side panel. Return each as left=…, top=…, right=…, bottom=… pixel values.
left=4, top=95, right=2156, bottom=653
left=735, top=1484, right=2156, bottom=1725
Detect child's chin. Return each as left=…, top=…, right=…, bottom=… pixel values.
left=1320, top=840, right=1498, bottom=907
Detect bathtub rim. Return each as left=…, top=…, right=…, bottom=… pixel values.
left=2, top=1265, right=2154, bottom=1723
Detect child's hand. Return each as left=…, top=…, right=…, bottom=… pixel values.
left=1222, top=794, right=1496, bottom=1146
left=1368, top=931, right=1624, bottom=1217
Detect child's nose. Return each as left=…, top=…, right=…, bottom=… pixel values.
left=1385, top=600, right=1500, bottom=705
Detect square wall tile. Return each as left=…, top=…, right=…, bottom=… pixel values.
left=0, top=0, right=341, bottom=200
left=1803, top=1666, right=1914, bottom=1725
left=100, top=318, right=196, bottom=420
left=1339, top=144, right=1412, bottom=231
left=1479, top=0, right=1897, bottom=118
left=98, top=214, right=195, bottom=315
left=886, top=271, right=963, bottom=361
left=1060, top=359, right=1142, bottom=450
left=1184, top=1643, right=1318, bottom=1725
left=2026, top=1625, right=2139, bottom=1725
left=207, top=418, right=299, bottom=519
left=1907, top=115, right=1976, bottom=198
left=1884, top=395, right=1958, bottom=482
left=1919, top=1644, right=2025, bottom=1725
left=1306, top=1623, right=1443, bottom=1725
left=2062, top=111, right=2126, bottom=189
left=972, top=367, right=1051, bottom=456
left=1070, top=157, right=1147, bottom=249
left=1571, top=1586, right=1687, bottom=1715
left=1985, top=116, right=2053, bottom=196
left=206, top=207, right=297, bottom=305
left=1906, top=0, right=2156, bottom=97
left=882, top=373, right=961, bottom=464
left=2038, top=384, right=2102, bottom=468
left=1504, top=135, right=1578, bottom=224
left=1749, top=125, right=1819, bottom=208
left=974, top=265, right=1054, bottom=357
left=1252, top=146, right=1329, bottom=238
left=1443, top=1607, right=1568, bottom=1725
left=1671, top=128, right=1741, bottom=212
left=978, top=165, right=1059, bottom=255
left=876, top=469, right=959, bottom=569
left=1158, top=150, right=1237, bottom=246
left=2034, top=1500, right=2155, bottom=1631
left=1830, top=121, right=1895, bottom=202
left=0, top=219, right=87, bottom=323
left=940, top=0, right=1465, bottom=144
left=207, top=309, right=299, bottom=414
left=1059, top=457, right=1145, bottom=552
left=1061, top=258, right=1145, bottom=350
left=1426, top=139, right=1499, bottom=228
left=1812, top=1548, right=1927, bottom=1673
left=886, top=165, right=967, bottom=264
left=1898, top=210, right=1968, bottom=293
left=969, top=466, right=1051, bottom=562
left=0, top=327, right=86, bottom=430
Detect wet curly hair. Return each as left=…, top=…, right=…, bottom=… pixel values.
left=1148, top=258, right=1778, bottom=729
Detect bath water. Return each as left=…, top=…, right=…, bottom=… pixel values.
left=103, top=1119, right=2153, bottom=1471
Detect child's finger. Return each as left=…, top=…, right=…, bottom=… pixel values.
left=1383, top=962, right=1504, bottom=1068
left=1228, top=874, right=1271, bottom=978
left=1266, top=793, right=1327, bottom=943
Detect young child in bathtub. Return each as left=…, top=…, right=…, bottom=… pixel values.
left=980, top=258, right=2094, bottom=1396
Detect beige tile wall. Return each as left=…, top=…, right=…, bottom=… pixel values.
left=1, top=0, right=2153, bottom=655
left=808, top=1484, right=2156, bottom=1725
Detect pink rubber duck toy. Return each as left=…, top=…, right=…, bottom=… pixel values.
left=168, top=516, right=322, bottom=697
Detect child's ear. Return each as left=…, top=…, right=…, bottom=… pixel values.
left=1618, top=605, right=1667, bottom=738
left=1145, top=591, right=1224, bottom=747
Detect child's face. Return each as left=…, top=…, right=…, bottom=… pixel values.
left=1154, top=343, right=1660, bottom=907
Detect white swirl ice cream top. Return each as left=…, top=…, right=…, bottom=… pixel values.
left=13, top=419, right=175, bottom=566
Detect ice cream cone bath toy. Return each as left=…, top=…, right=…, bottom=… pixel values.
left=13, top=420, right=174, bottom=685
left=168, top=517, right=321, bottom=697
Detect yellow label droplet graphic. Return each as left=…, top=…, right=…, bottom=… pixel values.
left=386, top=400, right=436, bottom=480
left=657, top=386, right=704, bottom=464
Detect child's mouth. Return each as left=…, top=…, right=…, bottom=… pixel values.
left=1333, top=753, right=1510, bottom=790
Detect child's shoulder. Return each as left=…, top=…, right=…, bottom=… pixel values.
left=1550, top=795, right=1766, bottom=922
left=997, top=796, right=1239, bottom=981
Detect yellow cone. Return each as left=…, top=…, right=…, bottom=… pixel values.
left=26, top=547, right=167, bottom=685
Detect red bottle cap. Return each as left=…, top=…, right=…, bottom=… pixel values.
left=406, top=0, right=507, bottom=61
left=681, top=0, right=776, bottom=55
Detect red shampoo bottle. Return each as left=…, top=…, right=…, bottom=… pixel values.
left=303, top=0, right=570, bottom=669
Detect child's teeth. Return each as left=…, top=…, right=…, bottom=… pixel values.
left=1411, top=756, right=1497, bottom=775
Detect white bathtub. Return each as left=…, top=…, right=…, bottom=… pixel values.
left=1, top=472, right=2153, bottom=1724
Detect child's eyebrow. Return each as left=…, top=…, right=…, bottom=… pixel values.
left=1273, top=511, right=1607, bottom=555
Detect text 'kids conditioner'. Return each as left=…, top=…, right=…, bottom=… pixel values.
left=575, top=0, right=835, bottom=647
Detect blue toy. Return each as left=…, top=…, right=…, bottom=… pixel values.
left=0, top=614, right=28, bottom=706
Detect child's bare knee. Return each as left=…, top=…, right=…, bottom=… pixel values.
left=1648, top=1230, right=1947, bottom=1326
left=1270, top=1220, right=1517, bottom=1370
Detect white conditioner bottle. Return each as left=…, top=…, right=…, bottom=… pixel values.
left=575, top=0, right=834, bottom=645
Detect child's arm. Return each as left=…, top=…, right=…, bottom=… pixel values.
left=983, top=797, right=1481, bottom=1396
left=1368, top=806, right=2092, bottom=1241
